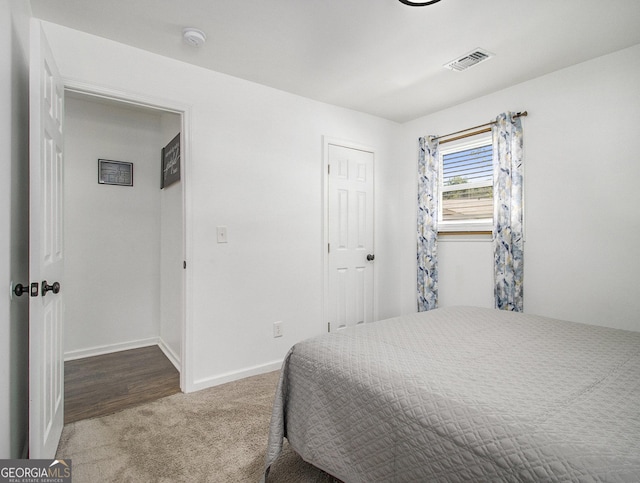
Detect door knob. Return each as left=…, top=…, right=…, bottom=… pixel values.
left=41, top=281, right=61, bottom=296
left=13, top=283, right=29, bottom=297
left=366, top=254, right=375, bottom=261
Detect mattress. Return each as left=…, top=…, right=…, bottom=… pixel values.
left=263, top=306, right=640, bottom=482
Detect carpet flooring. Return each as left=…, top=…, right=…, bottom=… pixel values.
left=56, top=370, right=340, bottom=482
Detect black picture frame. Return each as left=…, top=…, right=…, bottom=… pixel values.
left=98, top=159, right=133, bottom=186
left=161, top=133, right=180, bottom=189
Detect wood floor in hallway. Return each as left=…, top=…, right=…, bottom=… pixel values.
left=64, top=345, right=180, bottom=424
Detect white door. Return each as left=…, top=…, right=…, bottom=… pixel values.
left=29, top=21, right=65, bottom=458
left=327, top=143, right=375, bottom=331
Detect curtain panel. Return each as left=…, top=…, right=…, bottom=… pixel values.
left=417, top=136, right=439, bottom=312
left=492, top=112, right=524, bottom=311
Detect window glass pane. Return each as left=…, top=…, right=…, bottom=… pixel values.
left=442, top=186, right=493, bottom=221
left=440, top=140, right=493, bottom=226
left=442, top=145, right=492, bottom=185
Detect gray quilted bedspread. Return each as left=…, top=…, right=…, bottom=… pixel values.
left=263, top=306, right=640, bottom=482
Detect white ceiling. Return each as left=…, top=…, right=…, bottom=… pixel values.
left=30, top=0, right=640, bottom=123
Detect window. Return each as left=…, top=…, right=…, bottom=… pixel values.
left=439, top=134, right=493, bottom=232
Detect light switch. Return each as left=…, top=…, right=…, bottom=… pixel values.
left=217, top=226, right=228, bottom=243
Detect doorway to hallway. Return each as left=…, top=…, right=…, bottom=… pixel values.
left=64, top=346, right=179, bottom=424
left=61, top=91, right=186, bottom=424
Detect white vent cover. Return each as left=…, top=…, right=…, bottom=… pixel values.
left=444, top=48, right=494, bottom=72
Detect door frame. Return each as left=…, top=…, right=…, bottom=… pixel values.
left=322, top=136, right=377, bottom=333
left=62, top=79, right=194, bottom=392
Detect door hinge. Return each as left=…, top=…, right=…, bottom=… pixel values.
left=183, top=260, right=186, bottom=269
left=328, top=164, right=330, bottom=175
left=328, top=243, right=330, bottom=253
left=328, top=322, right=331, bottom=332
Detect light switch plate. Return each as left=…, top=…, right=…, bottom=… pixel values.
left=217, top=226, right=228, bottom=243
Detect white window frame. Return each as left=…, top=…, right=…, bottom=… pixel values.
left=438, top=133, right=493, bottom=233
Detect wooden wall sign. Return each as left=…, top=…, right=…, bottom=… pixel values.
left=161, top=133, right=180, bottom=189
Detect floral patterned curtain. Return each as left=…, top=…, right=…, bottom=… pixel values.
left=493, top=112, right=524, bottom=311
left=417, top=136, right=439, bottom=312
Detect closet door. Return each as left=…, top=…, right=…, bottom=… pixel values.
left=327, top=143, right=375, bottom=330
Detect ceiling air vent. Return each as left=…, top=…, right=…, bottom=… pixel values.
left=444, top=48, right=494, bottom=72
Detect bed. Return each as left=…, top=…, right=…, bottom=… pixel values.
left=263, top=306, right=640, bottom=482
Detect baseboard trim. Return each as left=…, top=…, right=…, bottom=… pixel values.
left=189, top=360, right=283, bottom=393
left=64, top=337, right=159, bottom=361
left=158, top=338, right=181, bottom=372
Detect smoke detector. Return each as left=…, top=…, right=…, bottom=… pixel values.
left=183, top=28, right=206, bottom=47
left=444, top=48, right=494, bottom=72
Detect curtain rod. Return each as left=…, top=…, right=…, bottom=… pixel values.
left=435, top=111, right=528, bottom=145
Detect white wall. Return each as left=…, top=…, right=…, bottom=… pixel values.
left=64, top=95, right=165, bottom=357
left=1, top=0, right=30, bottom=459
left=399, top=44, right=640, bottom=331
left=40, top=21, right=401, bottom=390
left=438, top=235, right=494, bottom=309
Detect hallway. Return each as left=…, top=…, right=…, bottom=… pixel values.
left=64, top=346, right=180, bottom=424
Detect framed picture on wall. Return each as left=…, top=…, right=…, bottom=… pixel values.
left=98, top=159, right=133, bottom=186
left=161, top=133, right=181, bottom=189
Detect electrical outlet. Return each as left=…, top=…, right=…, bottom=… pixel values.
left=273, top=321, right=283, bottom=338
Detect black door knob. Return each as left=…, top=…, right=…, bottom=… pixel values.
left=42, top=281, right=61, bottom=296
left=366, top=254, right=375, bottom=261
left=13, top=283, right=28, bottom=297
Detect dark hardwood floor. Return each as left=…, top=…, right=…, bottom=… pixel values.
left=64, top=345, right=180, bottom=424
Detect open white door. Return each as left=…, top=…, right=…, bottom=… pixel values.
left=29, top=20, right=65, bottom=458
left=327, top=143, right=375, bottom=331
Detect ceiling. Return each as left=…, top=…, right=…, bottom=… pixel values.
left=30, top=0, right=640, bottom=123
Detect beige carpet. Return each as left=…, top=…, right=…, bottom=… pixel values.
left=56, top=370, right=340, bottom=482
